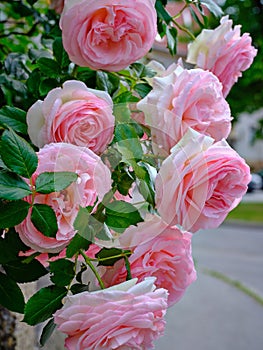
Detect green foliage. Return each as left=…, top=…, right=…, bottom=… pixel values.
left=96, top=247, right=127, bottom=266
left=50, top=259, right=75, bottom=287
left=23, top=285, right=67, bottom=325
left=213, top=0, right=263, bottom=119
left=35, top=171, right=78, bottom=194
left=3, top=258, right=48, bottom=283
left=105, top=200, right=143, bottom=233
left=0, top=171, right=32, bottom=200
left=0, top=272, right=25, bottom=313
left=1, top=0, right=258, bottom=338
left=0, top=106, right=27, bottom=134
left=0, top=200, right=30, bottom=228
left=0, top=128, right=38, bottom=178
left=40, top=318, right=57, bottom=347
left=0, top=229, right=28, bottom=265
left=31, top=204, right=58, bottom=238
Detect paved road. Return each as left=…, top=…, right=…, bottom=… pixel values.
left=155, top=223, right=263, bottom=350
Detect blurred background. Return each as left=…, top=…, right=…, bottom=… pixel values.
left=151, top=1, right=263, bottom=349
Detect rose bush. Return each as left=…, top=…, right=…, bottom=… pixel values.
left=186, top=16, right=257, bottom=97
left=155, top=129, right=251, bottom=232
left=54, top=277, right=168, bottom=350
left=27, top=80, right=115, bottom=154
left=0, top=1, right=258, bottom=349
left=137, top=64, right=232, bottom=156
left=15, top=142, right=112, bottom=252
left=60, top=0, right=157, bottom=71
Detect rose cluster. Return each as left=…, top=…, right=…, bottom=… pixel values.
left=9, top=0, right=257, bottom=349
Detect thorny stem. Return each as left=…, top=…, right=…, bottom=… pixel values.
left=80, top=250, right=105, bottom=290
left=172, top=3, right=189, bottom=20
left=66, top=254, right=79, bottom=292
left=171, top=19, right=196, bottom=40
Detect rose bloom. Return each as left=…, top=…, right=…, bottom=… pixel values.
left=137, top=64, right=231, bottom=157
left=60, top=0, right=157, bottom=71
left=186, top=16, right=257, bottom=97
left=27, top=80, right=114, bottom=155
left=101, top=214, right=196, bottom=307
left=49, top=0, right=64, bottom=14
left=155, top=129, right=251, bottom=232
left=15, top=143, right=112, bottom=253
left=54, top=277, right=168, bottom=350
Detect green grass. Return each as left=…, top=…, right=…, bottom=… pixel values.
left=226, top=202, right=263, bottom=223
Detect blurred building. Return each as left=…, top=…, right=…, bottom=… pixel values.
left=230, top=108, right=263, bottom=171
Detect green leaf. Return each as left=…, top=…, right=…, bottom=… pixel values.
left=73, top=206, right=94, bottom=240
left=66, top=233, right=91, bottom=258
left=155, top=0, right=172, bottom=24
left=11, top=2, right=33, bottom=17
left=0, top=200, right=30, bottom=228
left=70, top=283, right=90, bottom=295
left=39, top=78, right=59, bottom=96
left=113, top=103, right=131, bottom=123
left=53, top=37, right=70, bottom=68
left=111, top=162, right=135, bottom=196
left=39, top=318, right=57, bottom=347
left=115, top=123, right=143, bottom=162
left=0, top=171, right=31, bottom=200
left=23, top=286, right=67, bottom=325
left=166, top=26, right=177, bottom=56
left=113, top=91, right=139, bottom=104
left=0, top=106, right=27, bottom=134
left=0, top=129, right=38, bottom=178
left=157, top=20, right=167, bottom=38
left=37, top=57, right=60, bottom=78
left=35, top=171, right=78, bottom=194
left=0, top=156, right=8, bottom=170
left=96, top=71, right=120, bottom=95
left=134, top=83, right=152, bottom=98
left=130, top=63, right=156, bottom=79
left=31, top=204, right=58, bottom=238
left=3, top=258, right=48, bottom=283
left=105, top=200, right=143, bottom=233
left=0, top=228, right=28, bottom=265
left=137, top=162, right=156, bottom=206
left=95, top=247, right=124, bottom=266
left=199, top=0, right=223, bottom=17
left=26, top=69, right=41, bottom=97
left=0, top=272, right=25, bottom=313
left=49, top=259, right=75, bottom=287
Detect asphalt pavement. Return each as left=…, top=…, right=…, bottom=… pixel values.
left=155, top=221, right=263, bottom=350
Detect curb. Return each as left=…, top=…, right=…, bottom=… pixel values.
left=223, top=220, right=263, bottom=230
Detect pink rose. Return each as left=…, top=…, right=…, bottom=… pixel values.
left=27, top=80, right=114, bottom=155
left=137, top=64, right=231, bottom=157
left=15, top=143, right=112, bottom=253
left=155, top=129, right=251, bottom=232
left=186, top=16, right=257, bottom=97
left=101, top=215, right=196, bottom=306
left=49, top=0, right=64, bottom=14
left=60, top=0, right=157, bottom=71
left=54, top=277, right=168, bottom=350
